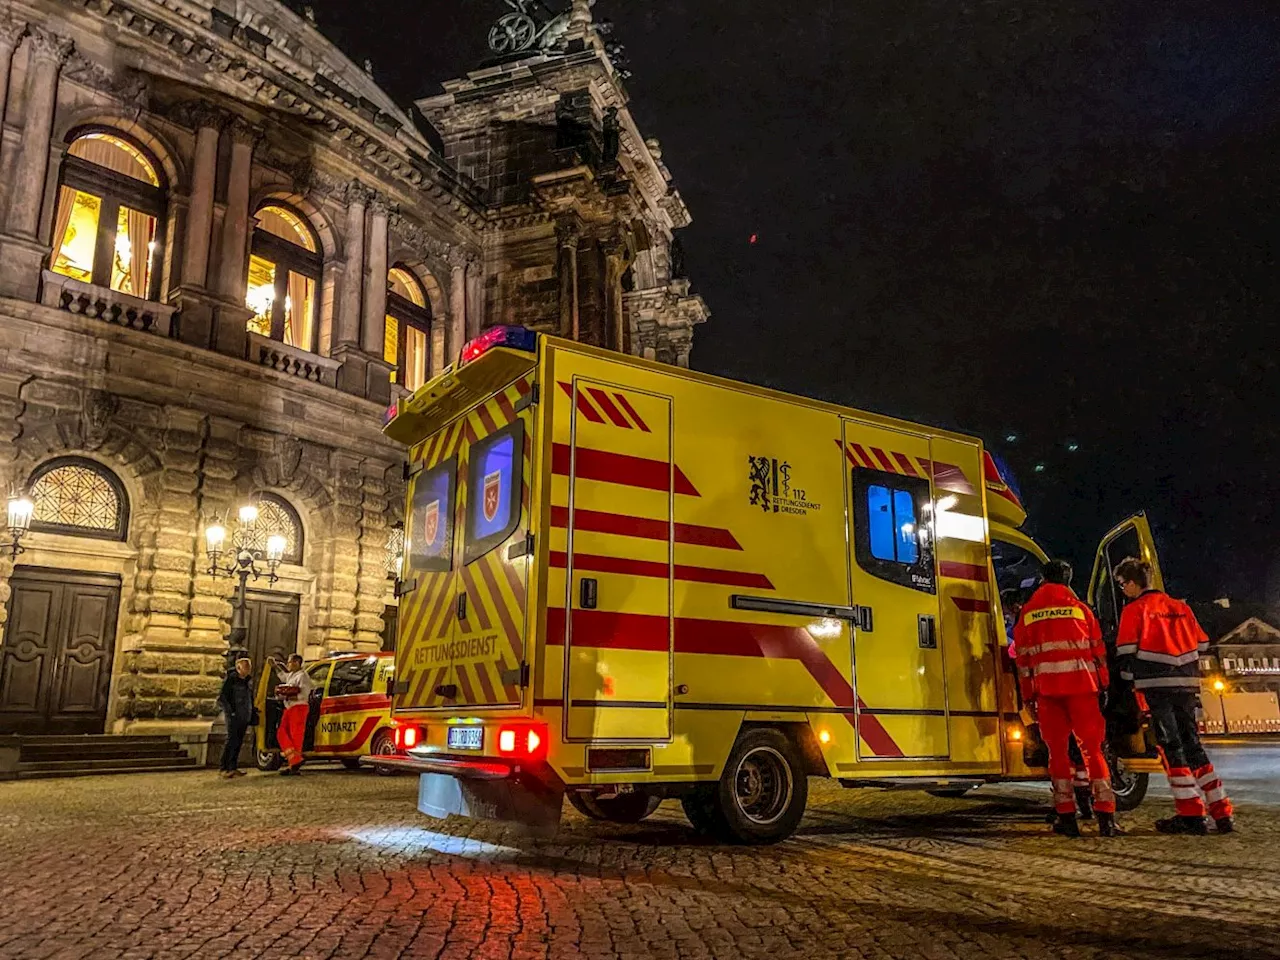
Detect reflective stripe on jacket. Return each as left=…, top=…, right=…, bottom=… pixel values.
left=1116, top=590, right=1207, bottom=690
left=1013, top=583, right=1108, bottom=699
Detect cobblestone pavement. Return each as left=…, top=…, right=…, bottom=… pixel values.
left=2, top=768, right=1278, bottom=960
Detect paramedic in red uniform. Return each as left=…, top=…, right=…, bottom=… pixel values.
left=1015, top=560, right=1119, bottom=837
left=1113, top=557, right=1235, bottom=834
left=269, top=654, right=313, bottom=776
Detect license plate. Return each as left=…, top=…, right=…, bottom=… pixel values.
left=447, top=726, right=483, bottom=751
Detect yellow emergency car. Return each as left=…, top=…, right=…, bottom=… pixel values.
left=254, top=652, right=407, bottom=772
left=371, top=327, right=1165, bottom=842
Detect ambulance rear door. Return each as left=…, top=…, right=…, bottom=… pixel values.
left=1087, top=511, right=1165, bottom=643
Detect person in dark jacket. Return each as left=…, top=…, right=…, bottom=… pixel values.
left=217, top=658, right=255, bottom=778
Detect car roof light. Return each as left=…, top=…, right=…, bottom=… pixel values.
left=460, top=325, right=537, bottom=365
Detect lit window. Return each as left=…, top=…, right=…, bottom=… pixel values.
left=246, top=204, right=320, bottom=352
left=27, top=457, right=129, bottom=541
left=385, top=266, right=432, bottom=391
left=240, top=493, right=303, bottom=564
left=385, top=523, right=405, bottom=579
left=464, top=422, right=524, bottom=565
left=854, top=468, right=934, bottom=594
left=51, top=131, right=164, bottom=299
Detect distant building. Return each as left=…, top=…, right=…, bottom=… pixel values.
left=0, top=0, right=706, bottom=757
left=1202, top=617, right=1280, bottom=695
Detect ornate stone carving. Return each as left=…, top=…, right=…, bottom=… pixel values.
left=63, top=52, right=148, bottom=103
left=555, top=218, right=582, bottom=248
left=83, top=390, right=119, bottom=448
left=271, top=434, right=304, bottom=486
left=25, top=25, right=73, bottom=66
left=343, top=179, right=372, bottom=206
left=0, top=14, right=28, bottom=49
left=169, top=100, right=227, bottom=132
left=225, top=115, right=260, bottom=147
left=368, top=193, right=395, bottom=218
left=388, top=212, right=452, bottom=261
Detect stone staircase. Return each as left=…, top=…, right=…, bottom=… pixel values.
left=9, top=735, right=201, bottom=780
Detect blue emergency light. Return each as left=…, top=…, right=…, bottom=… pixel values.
left=460, top=325, right=538, bottom=365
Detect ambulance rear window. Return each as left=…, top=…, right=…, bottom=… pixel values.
left=464, top=420, right=524, bottom=565
left=408, top=457, right=457, bottom=573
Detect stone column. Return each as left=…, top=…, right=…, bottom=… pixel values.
left=336, top=182, right=366, bottom=349
left=354, top=462, right=392, bottom=652
left=214, top=118, right=257, bottom=301
left=360, top=196, right=389, bottom=356
left=447, top=252, right=467, bottom=363
left=312, top=454, right=362, bottom=654
left=465, top=255, right=483, bottom=340
left=3, top=26, right=71, bottom=240
left=556, top=220, right=581, bottom=339
left=602, top=237, right=629, bottom=354
left=0, top=18, right=27, bottom=130
left=179, top=107, right=223, bottom=290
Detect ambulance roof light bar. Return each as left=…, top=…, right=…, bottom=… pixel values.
left=460, top=325, right=537, bottom=365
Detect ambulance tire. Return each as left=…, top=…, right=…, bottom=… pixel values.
left=256, top=749, right=282, bottom=772
left=573, top=793, right=662, bottom=824
left=370, top=730, right=398, bottom=777
left=713, top=729, right=808, bottom=845
left=1110, top=758, right=1149, bottom=811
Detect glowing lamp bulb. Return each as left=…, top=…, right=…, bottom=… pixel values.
left=204, top=523, right=227, bottom=553
left=238, top=504, right=259, bottom=526
left=818, top=729, right=831, bottom=745
left=266, top=534, right=287, bottom=563
left=1010, top=728, right=1023, bottom=742
left=1213, top=680, right=1225, bottom=692
left=7, top=495, right=34, bottom=532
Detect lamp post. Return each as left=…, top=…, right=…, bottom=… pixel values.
left=5, top=492, right=35, bottom=560
left=204, top=503, right=286, bottom=669
left=1212, top=678, right=1228, bottom=736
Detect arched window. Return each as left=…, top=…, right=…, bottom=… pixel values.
left=51, top=130, right=166, bottom=300
left=385, top=522, right=405, bottom=579
left=384, top=266, right=432, bottom=391
left=241, top=492, right=304, bottom=565
left=27, top=457, right=129, bottom=541
left=246, top=203, right=320, bottom=352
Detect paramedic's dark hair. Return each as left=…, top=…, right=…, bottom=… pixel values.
left=1114, top=556, right=1153, bottom=589
left=1042, top=559, right=1073, bottom=586
left=1000, top=588, right=1022, bottom=610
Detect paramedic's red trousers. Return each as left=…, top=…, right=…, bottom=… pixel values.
left=278, top=704, right=308, bottom=769
left=1038, top=693, right=1115, bottom=814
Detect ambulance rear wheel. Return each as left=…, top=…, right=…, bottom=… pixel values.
left=568, top=792, right=607, bottom=820
left=714, top=729, right=808, bottom=844
left=370, top=730, right=398, bottom=777
left=256, top=749, right=282, bottom=772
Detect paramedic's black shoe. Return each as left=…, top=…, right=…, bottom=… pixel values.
left=1044, top=810, right=1058, bottom=824
left=1097, top=812, right=1123, bottom=837
left=1075, top=788, right=1094, bottom=820
left=1215, top=816, right=1236, bottom=834
left=1052, top=813, right=1081, bottom=838
left=1155, top=815, right=1208, bottom=835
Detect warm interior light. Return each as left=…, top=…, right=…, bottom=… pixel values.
left=1009, top=727, right=1023, bottom=742
left=238, top=504, right=259, bottom=525
left=204, top=523, right=227, bottom=554
left=7, top=495, right=34, bottom=532
left=818, top=729, right=831, bottom=745
left=266, top=534, right=287, bottom=563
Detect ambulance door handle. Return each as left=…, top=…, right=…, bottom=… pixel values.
left=857, top=606, right=874, bottom=632
left=579, top=577, right=598, bottom=610
left=456, top=592, right=467, bottom=621
left=917, top=614, right=938, bottom=650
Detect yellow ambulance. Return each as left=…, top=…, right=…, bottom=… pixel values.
left=372, top=327, right=1164, bottom=842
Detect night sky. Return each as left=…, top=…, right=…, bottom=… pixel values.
left=312, top=0, right=1280, bottom=611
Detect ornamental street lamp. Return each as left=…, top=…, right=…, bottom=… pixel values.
left=5, top=492, right=35, bottom=560
left=204, top=503, right=286, bottom=668
left=1212, top=678, right=1229, bottom=735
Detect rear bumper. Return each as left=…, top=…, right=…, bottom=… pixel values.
left=361, top=753, right=514, bottom=780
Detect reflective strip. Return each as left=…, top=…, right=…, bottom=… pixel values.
left=1203, top=785, right=1228, bottom=804
left=1170, top=783, right=1201, bottom=800
left=1035, top=659, right=1096, bottom=675
left=1091, top=778, right=1116, bottom=812
left=1134, top=676, right=1200, bottom=689
left=1115, top=643, right=1138, bottom=656
left=1134, top=649, right=1201, bottom=666
left=1074, top=770, right=1089, bottom=784
left=1195, top=769, right=1219, bottom=787
left=1020, top=640, right=1090, bottom=656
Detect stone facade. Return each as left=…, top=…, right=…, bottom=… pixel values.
left=0, top=0, right=706, bottom=754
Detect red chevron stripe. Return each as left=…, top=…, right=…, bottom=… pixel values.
left=550, top=506, right=742, bottom=550
left=614, top=392, right=651, bottom=432
left=551, top=551, right=774, bottom=590
left=939, top=561, right=989, bottom=583
left=586, top=387, right=633, bottom=429
left=552, top=443, right=699, bottom=496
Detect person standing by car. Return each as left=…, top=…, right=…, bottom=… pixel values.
left=216, top=658, right=255, bottom=779
left=1015, top=560, right=1119, bottom=837
left=1114, top=557, right=1235, bottom=834
left=269, top=654, right=313, bottom=776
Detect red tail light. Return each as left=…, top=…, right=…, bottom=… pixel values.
left=496, top=723, right=547, bottom=761
left=394, top=723, right=421, bottom=751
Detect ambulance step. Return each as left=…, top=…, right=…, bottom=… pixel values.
left=843, top=778, right=987, bottom=792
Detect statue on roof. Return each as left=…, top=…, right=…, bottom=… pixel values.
left=484, top=0, right=589, bottom=57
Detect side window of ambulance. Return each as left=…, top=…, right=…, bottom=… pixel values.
left=328, top=659, right=374, bottom=697
left=407, top=457, right=457, bottom=573
left=853, top=468, right=936, bottom=594
left=464, top=420, right=524, bottom=565
left=1096, top=526, right=1141, bottom=640
left=306, top=662, right=331, bottom=694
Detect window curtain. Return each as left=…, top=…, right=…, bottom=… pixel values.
left=285, top=271, right=313, bottom=350
left=124, top=208, right=154, bottom=297
left=68, top=136, right=154, bottom=184
left=52, top=186, right=76, bottom=261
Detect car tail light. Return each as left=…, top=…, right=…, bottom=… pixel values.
left=394, top=722, right=421, bottom=751
left=496, top=723, right=547, bottom=761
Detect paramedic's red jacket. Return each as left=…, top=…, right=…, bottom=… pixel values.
left=1115, top=590, right=1208, bottom=691
left=1013, top=583, right=1109, bottom=700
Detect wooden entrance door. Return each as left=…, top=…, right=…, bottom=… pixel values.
left=0, top=568, right=121, bottom=734
left=243, top=591, right=300, bottom=672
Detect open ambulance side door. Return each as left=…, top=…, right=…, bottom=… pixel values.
left=1087, top=511, right=1164, bottom=644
